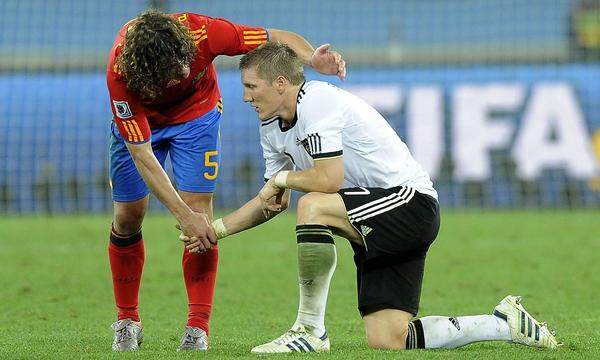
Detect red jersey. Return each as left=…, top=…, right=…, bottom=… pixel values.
left=107, top=13, right=268, bottom=143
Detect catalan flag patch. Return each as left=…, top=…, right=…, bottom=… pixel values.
left=243, top=29, right=267, bottom=45
left=190, top=25, right=207, bottom=44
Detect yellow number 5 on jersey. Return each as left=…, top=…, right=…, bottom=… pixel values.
left=203, top=150, right=219, bottom=180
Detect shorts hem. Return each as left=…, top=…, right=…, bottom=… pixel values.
left=177, top=185, right=216, bottom=194
left=336, top=193, right=368, bottom=249
left=359, top=303, right=418, bottom=317
left=112, top=190, right=150, bottom=203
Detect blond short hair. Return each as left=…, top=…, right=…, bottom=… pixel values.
left=239, top=42, right=305, bottom=85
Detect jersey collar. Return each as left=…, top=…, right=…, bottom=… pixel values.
left=278, top=81, right=306, bottom=132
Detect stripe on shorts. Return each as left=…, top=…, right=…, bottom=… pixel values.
left=348, top=186, right=415, bottom=223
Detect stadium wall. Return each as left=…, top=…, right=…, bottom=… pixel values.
left=0, top=65, right=599, bottom=213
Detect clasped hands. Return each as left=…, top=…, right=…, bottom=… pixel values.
left=176, top=211, right=216, bottom=253
left=178, top=179, right=285, bottom=253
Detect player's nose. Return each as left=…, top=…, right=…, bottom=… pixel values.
left=242, top=90, right=252, bottom=102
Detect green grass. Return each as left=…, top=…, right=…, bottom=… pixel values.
left=1, top=211, right=599, bottom=359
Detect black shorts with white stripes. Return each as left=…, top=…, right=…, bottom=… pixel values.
left=338, top=186, right=440, bottom=317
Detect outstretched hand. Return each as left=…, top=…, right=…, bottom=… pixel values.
left=310, top=44, right=346, bottom=81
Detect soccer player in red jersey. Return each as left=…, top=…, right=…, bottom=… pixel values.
left=106, top=9, right=346, bottom=351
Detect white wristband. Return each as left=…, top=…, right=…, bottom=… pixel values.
left=274, top=171, right=290, bottom=188
left=212, top=218, right=228, bottom=239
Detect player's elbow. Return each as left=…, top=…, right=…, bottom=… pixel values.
left=321, top=183, right=341, bottom=194
left=267, top=28, right=292, bottom=43
left=312, top=180, right=338, bottom=193
left=267, top=28, right=281, bottom=42
left=126, top=142, right=153, bottom=162
left=319, top=173, right=344, bottom=193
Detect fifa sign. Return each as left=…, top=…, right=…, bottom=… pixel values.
left=346, top=82, right=599, bottom=181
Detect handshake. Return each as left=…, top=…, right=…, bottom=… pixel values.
left=176, top=212, right=228, bottom=253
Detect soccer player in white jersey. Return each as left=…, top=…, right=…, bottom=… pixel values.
left=182, top=43, right=559, bottom=353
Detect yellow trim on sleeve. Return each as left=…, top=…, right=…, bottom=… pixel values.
left=243, top=30, right=266, bottom=35
left=243, top=35, right=268, bottom=40
left=123, top=121, right=139, bottom=142
left=244, top=40, right=267, bottom=45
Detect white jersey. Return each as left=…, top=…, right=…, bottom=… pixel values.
left=260, top=80, right=437, bottom=200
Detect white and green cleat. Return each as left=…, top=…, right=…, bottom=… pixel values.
left=111, top=319, right=143, bottom=351
left=493, top=295, right=560, bottom=349
left=251, top=324, right=330, bottom=354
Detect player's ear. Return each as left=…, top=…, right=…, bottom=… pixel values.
left=274, top=75, right=287, bottom=93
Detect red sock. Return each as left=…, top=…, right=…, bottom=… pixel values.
left=108, top=227, right=144, bottom=322
left=182, top=246, right=218, bottom=333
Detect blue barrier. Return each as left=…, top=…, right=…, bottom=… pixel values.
left=0, top=64, right=599, bottom=213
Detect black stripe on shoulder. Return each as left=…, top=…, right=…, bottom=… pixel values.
left=296, top=81, right=307, bottom=104
left=261, top=118, right=278, bottom=127
left=312, top=150, right=343, bottom=159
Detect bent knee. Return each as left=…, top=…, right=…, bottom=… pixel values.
left=296, top=193, right=326, bottom=222
left=113, top=203, right=146, bottom=234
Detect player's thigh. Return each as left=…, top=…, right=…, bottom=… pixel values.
left=169, top=110, right=221, bottom=194
left=296, top=192, right=362, bottom=243
left=109, top=121, right=169, bottom=203
left=112, top=197, right=149, bottom=234
left=179, top=191, right=213, bottom=217
left=363, top=308, right=413, bottom=350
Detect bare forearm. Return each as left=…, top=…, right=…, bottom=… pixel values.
left=221, top=196, right=271, bottom=236
left=284, top=168, right=340, bottom=193
left=222, top=191, right=291, bottom=235
left=268, top=29, right=314, bottom=66
left=274, top=157, right=344, bottom=194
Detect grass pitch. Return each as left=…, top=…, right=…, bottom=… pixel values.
left=0, top=211, right=598, bottom=359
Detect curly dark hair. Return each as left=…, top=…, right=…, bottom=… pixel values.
left=116, top=9, right=197, bottom=100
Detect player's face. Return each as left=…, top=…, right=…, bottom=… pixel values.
left=241, top=67, right=284, bottom=121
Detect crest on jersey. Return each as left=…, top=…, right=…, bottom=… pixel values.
left=113, top=100, right=132, bottom=119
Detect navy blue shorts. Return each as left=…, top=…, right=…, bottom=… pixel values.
left=109, top=108, right=221, bottom=202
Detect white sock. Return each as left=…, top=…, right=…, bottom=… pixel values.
left=407, top=315, right=511, bottom=349
left=292, top=224, right=337, bottom=337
